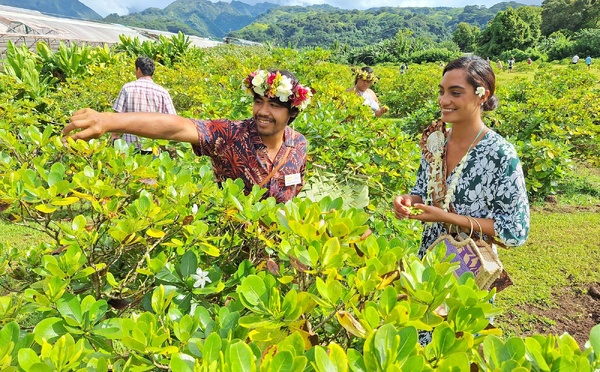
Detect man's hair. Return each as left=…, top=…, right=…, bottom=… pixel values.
left=135, top=56, right=155, bottom=77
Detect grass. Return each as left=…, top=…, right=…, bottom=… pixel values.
left=494, top=161, right=600, bottom=341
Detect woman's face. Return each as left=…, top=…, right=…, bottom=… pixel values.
left=437, top=69, right=485, bottom=125
left=356, top=78, right=372, bottom=91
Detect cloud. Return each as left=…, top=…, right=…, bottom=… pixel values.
left=78, top=0, right=176, bottom=17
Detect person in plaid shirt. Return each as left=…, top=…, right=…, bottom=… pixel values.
left=112, top=56, right=177, bottom=154
left=63, top=69, right=313, bottom=203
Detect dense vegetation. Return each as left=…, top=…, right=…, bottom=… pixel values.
left=0, top=35, right=599, bottom=370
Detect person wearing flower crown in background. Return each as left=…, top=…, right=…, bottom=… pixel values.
left=393, top=55, right=530, bottom=276
left=62, top=69, right=313, bottom=203
left=392, top=54, right=530, bottom=345
left=347, top=66, right=389, bottom=117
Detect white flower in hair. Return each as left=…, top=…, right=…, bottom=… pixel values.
left=275, top=75, right=294, bottom=102
left=252, top=70, right=268, bottom=95
left=475, top=86, right=486, bottom=97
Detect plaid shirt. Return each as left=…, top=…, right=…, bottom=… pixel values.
left=113, top=77, right=176, bottom=149
left=191, top=118, right=306, bottom=203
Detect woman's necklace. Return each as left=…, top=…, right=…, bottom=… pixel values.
left=441, top=125, right=485, bottom=211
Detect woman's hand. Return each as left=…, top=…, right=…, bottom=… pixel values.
left=393, top=194, right=418, bottom=219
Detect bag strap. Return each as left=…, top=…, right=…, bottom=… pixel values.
left=259, top=146, right=292, bottom=188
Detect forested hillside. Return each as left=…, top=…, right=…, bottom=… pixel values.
left=104, top=0, right=280, bottom=39
left=102, top=0, right=529, bottom=44
left=229, top=2, right=525, bottom=47
left=0, top=0, right=101, bottom=19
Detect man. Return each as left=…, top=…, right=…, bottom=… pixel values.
left=572, top=54, right=579, bottom=64
left=112, top=56, right=177, bottom=154
left=63, top=69, right=313, bottom=204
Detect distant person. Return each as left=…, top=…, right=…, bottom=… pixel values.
left=112, top=56, right=177, bottom=154
left=497, top=60, right=503, bottom=70
left=507, top=57, right=515, bottom=73
left=527, top=57, right=532, bottom=65
left=64, top=68, right=314, bottom=204
left=586, top=55, right=592, bottom=69
left=347, top=66, right=388, bottom=117
left=400, top=62, right=408, bottom=74
left=572, top=54, right=579, bottom=64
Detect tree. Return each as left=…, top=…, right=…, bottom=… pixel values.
left=541, top=0, right=600, bottom=36
left=453, top=22, right=480, bottom=52
left=476, top=7, right=531, bottom=58
left=516, top=6, right=542, bottom=48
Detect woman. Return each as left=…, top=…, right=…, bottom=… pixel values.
left=392, top=54, right=530, bottom=345
left=347, top=66, right=388, bottom=117
left=393, top=55, right=529, bottom=262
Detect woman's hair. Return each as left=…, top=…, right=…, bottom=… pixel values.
left=443, top=55, right=499, bottom=111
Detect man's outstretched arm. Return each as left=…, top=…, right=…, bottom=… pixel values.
left=62, top=108, right=199, bottom=145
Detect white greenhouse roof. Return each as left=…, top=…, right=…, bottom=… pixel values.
left=0, top=5, right=221, bottom=57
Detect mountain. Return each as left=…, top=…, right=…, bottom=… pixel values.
left=0, top=0, right=101, bottom=20
left=104, top=0, right=280, bottom=39
left=229, top=2, right=532, bottom=48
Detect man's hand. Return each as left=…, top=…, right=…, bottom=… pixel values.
left=62, top=108, right=112, bottom=142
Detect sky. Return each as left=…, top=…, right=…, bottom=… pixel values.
left=79, top=0, right=543, bottom=18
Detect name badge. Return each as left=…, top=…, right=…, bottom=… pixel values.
left=284, top=173, right=302, bottom=186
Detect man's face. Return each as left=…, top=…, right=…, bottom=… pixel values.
left=252, top=96, right=293, bottom=138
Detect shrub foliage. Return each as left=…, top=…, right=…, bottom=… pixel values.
left=0, top=40, right=599, bottom=370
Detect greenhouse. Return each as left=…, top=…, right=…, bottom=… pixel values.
left=0, top=5, right=221, bottom=58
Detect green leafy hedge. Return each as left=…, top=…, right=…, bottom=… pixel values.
left=1, top=41, right=599, bottom=370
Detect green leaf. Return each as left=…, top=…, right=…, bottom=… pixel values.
left=227, top=341, right=255, bottom=372
left=17, top=348, right=41, bottom=371
left=268, top=350, right=294, bottom=372
left=35, top=204, right=56, bottom=213
left=33, top=318, right=67, bottom=345
left=179, top=250, right=198, bottom=278
left=313, top=346, right=337, bottom=372
left=57, top=294, right=83, bottom=326
left=169, top=353, right=195, bottom=372
left=238, top=275, right=268, bottom=308
left=203, top=332, right=222, bottom=364
left=588, top=324, right=600, bottom=357
left=146, top=228, right=165, bottom=238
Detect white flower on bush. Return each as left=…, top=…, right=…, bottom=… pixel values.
left=191, top=204, right=198, bottom=215
left=475, top=86, right=486, bottom=97
left=191, top=268, right=211, bottom=288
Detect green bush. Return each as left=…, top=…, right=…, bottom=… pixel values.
left=1, top=42, right=599, bottom=370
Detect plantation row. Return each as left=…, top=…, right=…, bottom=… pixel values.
left=0, top=38, right=599, bottom=370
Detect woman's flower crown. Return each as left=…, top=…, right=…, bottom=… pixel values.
left=243, top=70, right=313, bottom=111
left=353, top=67, right=379, bottom=83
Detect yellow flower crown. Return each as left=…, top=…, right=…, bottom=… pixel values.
left=353, top=67, right=379, bottom=83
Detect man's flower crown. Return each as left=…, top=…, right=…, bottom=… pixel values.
left=243, top=70, right=313, bottom=111
left=353, top=67, right=379, bottom=83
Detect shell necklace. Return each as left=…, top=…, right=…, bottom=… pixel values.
left=441, top=125, right=485, bottom=211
